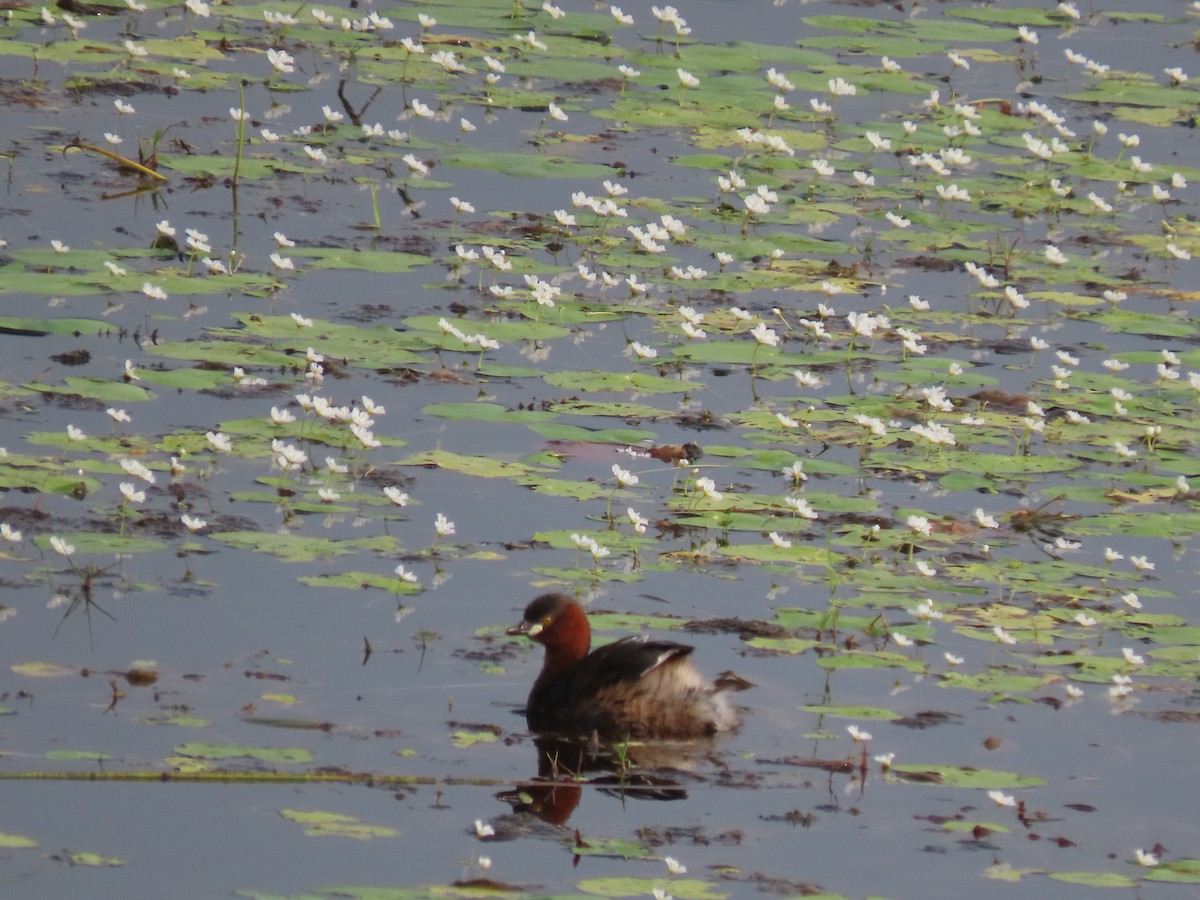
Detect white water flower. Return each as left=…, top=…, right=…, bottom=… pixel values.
left=811, top=158, right=835, bottom=178
left=751, top=322, right=779, bottom=347
left=50, top=536, right=75, bottom=557
left=612, top=464, right=639, bottom=487
left=783, top=461, right=807, bottom=485
left=828, top=77, right=856, bottom=96
left=974, top=509, right=1000, bottom=529
left=785, top=497, right=817, bottom=520
left=767, top=531, right=791, bottom=549
left=119, top=482, right=145, bottom=504
left=911, top=422, right=956, bottom=446
left=381, top=486, right=409, bottom=508
left=120, top=457, right=156, bottom=484
left=266, top=48, right=294, bottom=73
left=1122, top=648, right=1145, bottom=667
left=936, top=183, right=970, bottom=202
left=907, top=515, right=932, bottom=537
left=629, top=341, right=658, bottom=360
left=907, top=599, right=940, bottom=622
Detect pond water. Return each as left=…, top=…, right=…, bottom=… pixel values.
left=2, top=0, right=1200, bottom=897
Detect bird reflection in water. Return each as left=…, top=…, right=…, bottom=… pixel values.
left=493, top=734, right=728, bottom=833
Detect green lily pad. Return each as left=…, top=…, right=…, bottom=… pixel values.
left=46, top=750, right=112, bottom=761
left=438, top=145, right=617, bottom=180
left=173, top=742, right=313, bottom=764
left=516, top=474, right=609, bottom=500
left=147, top=340, right=298, bottom=369
left=423, top=401, right=557, bottom=422
left=1047, top=871, right=1139, bottom=888
left=11, top=662, right=76, bottom=678
left=209, top=532, right=395, bottom=562
left=297, top=571, right=423, bottom=594
left=799, top=705, right=900, bottom=720
left=450, top=730, right=498, bottom=748
left=577, top=877, right=727, bottom=899
left=572, top=837, right=657, bottom=859
left=279, top=809, right=399, bottom=840
left=544, top=370, right=696, bottom=394
left=68, top=851, right=124, bottom=867
left=162, top=153, right=321, bottom=180
left=35, top=532, right=164, bottom=555
left=816, top=652, right=926, bottom=673
left=0, top=314, right=116, bottom=335
left=27, top=377, right=152, bottom=405
left=1144, top=859, right=1200, bottom=884
left=588, top=612, right=684, bottom=633
left=527, top=423, right=657, bottom=444
left=890, top=764, right=1045, bottom=789
left=292, top=248, right=430, bottom=273
left=395, top=449, right=540, bottom=479
left=0, top=832, right=38, bottom=849
left=138, top=714, right=212, bottom=728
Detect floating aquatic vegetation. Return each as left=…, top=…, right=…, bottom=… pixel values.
left=2, top=0, right=1200, bottom=896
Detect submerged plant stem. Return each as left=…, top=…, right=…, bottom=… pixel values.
left=231, top=82, right=247, bottom=191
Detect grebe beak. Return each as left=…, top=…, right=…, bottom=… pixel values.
left=507, top=620, right=542, bottom=638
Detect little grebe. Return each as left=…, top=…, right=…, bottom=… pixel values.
left=507, top=593, right=738, bottom=740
